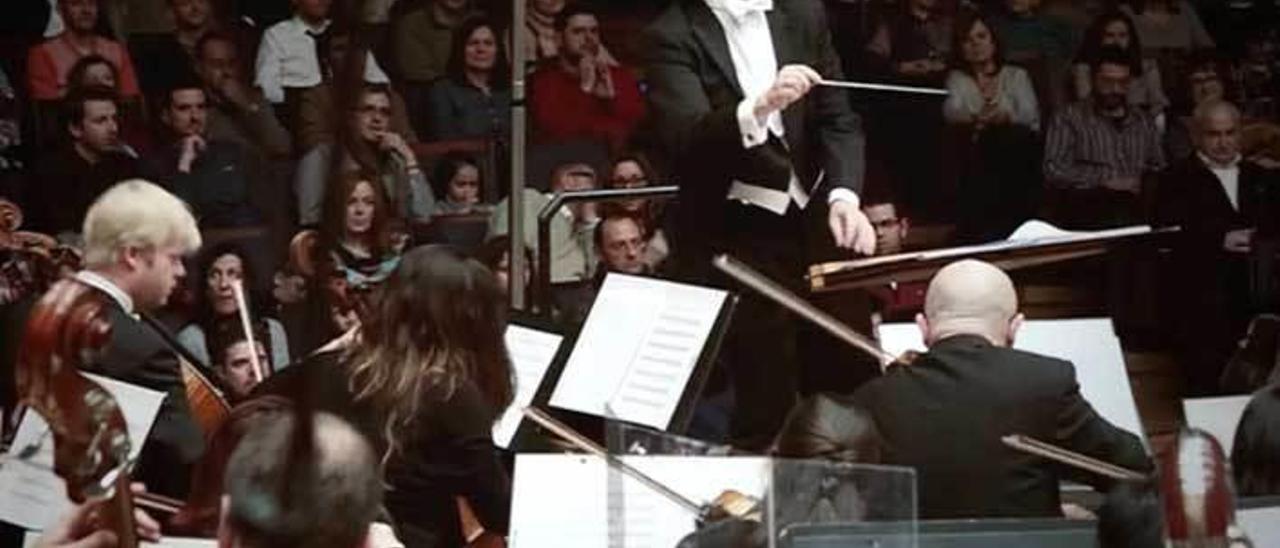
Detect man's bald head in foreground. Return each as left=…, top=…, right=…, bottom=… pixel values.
left=916, top=259, right=1023, bottom=347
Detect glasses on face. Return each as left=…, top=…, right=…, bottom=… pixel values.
left=610, top=175, right=647, bottom=188
left=870, top=217, right=902, bottom=230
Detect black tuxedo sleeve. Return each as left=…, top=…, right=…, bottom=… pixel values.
left=804, top=0, right=864, bottom=196
left=1052, top=362, right=1152, bottom=489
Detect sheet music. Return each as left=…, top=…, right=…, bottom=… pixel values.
left=493, top=325, right=564, bottom=449
left=550, top=274, right=728, bottom=430
left=878, top=319, right=1148, bottom=445
left=0, top=374, right=165, bottom=530
left=509, top=454, right=769, bottom=548
left=24, top=533, right=218, bottom=547
left=1182, top=396, right=1251, bottom=456
left=1239, top=505, right=1280, bottom=545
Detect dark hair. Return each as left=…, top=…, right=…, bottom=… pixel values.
left=1097, top=480, right=1166, bottom=548
left=194, top=30, right=239, bottom=61
left=771, top=394, right=883, bottom=464
left=606, top=151, right=658, bottom=188
left=1232, top=385, right=1280, bottom=496
left=1089, top=45, right=1135, bottom=74
left=445, top=16, right=511, bottom=90
left=225, top=412, right=382, bottom=548
left=320, top=171, right=395, bottom=261
left=601, top=152, right=663, bottom=223
left=1125, top=0, right=1180, bottom=15
left=61, top=85, right=119, bottom=131
left=158, top=72, right=207, bottom=113
left=346, top=245, right=514, bottom=458
left=554, top=3, right=598, bottom=31
left=950, top=10, right=1004, bottom=74
left=592, top=213, right=644, bottom=250
left=205, top=314, right=270, bottom=370
left=66, top=54, right=119, bottom=93
left=1078, top=11, right=1144, bottom=73
left=191, top=241, right=265, bottom=328
left=430, top=152, right=482, bottom=202
left=337, top=82, right=396, bottom=175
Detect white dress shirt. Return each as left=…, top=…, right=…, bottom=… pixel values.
left=1200, top=153, right=1242, bottom=211
left=254, top=16, right=390, bottom=104
left=75, top=270, right=135, bottom=316
left=704, top=0, right=858, bottom=215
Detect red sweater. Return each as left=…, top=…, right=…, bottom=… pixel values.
left=529, top=64, right=645, bottom=148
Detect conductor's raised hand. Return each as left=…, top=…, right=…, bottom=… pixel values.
left=753, top=65, right=823, bottom=119
left=828, top=200, right=876, bottom=256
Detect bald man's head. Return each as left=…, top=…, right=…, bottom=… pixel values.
left=917, top=260, right=1023, bottom=347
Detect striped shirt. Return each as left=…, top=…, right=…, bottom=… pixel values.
left=1044, top=100, right=1165, bottom=192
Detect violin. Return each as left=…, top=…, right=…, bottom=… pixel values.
left=1160, top=429, right=1254, bottom=547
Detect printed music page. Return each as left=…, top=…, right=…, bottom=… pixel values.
left=509, top=454, right=769, bottom=548
left=494, top=324, right=564, bottom=449
left=550, top=274, right=728, bottom=430
left=1182, top=395, right=1251, bottom=456
left=0, top=374, right=165, bottom=531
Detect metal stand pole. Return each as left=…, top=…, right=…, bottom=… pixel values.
left=509, top=0, right=529, bottom=310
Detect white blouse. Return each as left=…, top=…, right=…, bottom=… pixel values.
left=943, top=65, right=1041, bottom=131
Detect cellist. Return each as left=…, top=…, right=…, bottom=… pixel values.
left=3, top=180, right=204, bottom=498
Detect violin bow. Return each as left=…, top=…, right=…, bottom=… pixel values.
left=521, top=407, right=703, bottom=515
left=1000, top=435, right=1149, bottom=482
left=230, top=279, right=268, bottom=383
left=712, top=255, right=901, bottom=369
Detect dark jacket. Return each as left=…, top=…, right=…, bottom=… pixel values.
left=852, top=335, right=1152, bottom=519
left=143, top=137, right=262, bottom=229
left=27, top=146, right=139, bottom=234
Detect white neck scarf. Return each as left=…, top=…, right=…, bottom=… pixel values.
left=704, top=0, right=774, bottom=22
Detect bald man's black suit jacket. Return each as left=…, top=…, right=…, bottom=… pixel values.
left=851, top=335, right=1151, bottom=519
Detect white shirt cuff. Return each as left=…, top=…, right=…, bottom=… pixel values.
left=827, top=188, right=860, bottom=209
left=735, top=96, right=770, bottom=149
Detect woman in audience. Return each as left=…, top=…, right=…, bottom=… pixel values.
left=1120, top=0, right=1215, bottom=54
left=295, top=82, right=434, bottom=226
left=319, top=171, right=406, bottom=293
left=66, top=55, right=119, bottom=92
left=602, top=153, right=670, bottom=271
left=177, top=242, right=291, bottom=370
left=943, top=11, right=1042, bottom=242
left=426, top=16, right=512, bottom=142
left=1073, top=11, right=1170, bottom=118
left=1231, top=384, right=1280, bottom=497
left=430, top=152, right=487, bottom=215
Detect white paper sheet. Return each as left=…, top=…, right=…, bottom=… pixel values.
left=493, top=325, right=564, bottom=449
left=1239, top=505, right=1280, bottom=545
left=509, top=454, right=769, bottom=548
left=877, top=318, right=1147, bottom=445
left=1182, top=396, right=1252, bottom=456
left=550, top=274, right=728, bottom=430
left=0, top=374, right=166, bottom=530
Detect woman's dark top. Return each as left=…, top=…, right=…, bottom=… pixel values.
left=253, top=351, right=512, bottom=548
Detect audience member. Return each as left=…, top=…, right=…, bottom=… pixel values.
left=430, top=152, right=486, bottom=215
left=132, top=0, right=217, bottom=99
left=522, top=0, right=620, bottom=66
left=865, top=0, right=951, bottom=85
left=944, top=10, right=1042, bottom=242
left=1158, top=100, right=1280, bottom=395
left=1072, top=11, right=1170, bottom=118
left=489, top=161, right=597, bottom=283
left=1231, top=384, right=1280, bottom=496
left=1096, top=481, right=1166, bottom=548
left=1120, top=0, right=1214, bottom=54
left=27, top=86, right=139, bottom=235
left=26, top=0, right=141, bottom=100
left=66, top=54, right=118, bottom=91
left=528, top=4, right=644, bottom=150
left=862, top=197, right=928, bottom=322
left=425, top=16, right=513, bottom=141
left=1238, top=30, right=1280, bottom=121
left=602, top=153, right=669, bottom=271
left=62, top=54, right=153, bottom=154
left=475, top=234, right=531, bottom=299
left=194, top=32, right=293, bottom=160
left=253, top=0, right=389, bottom=108
left=296, top=83, right=433, bottom=225
left=143, top=79, right=263, bottom=228
left=205, top=315, right=272, bottom=401
left=394, top=0, right=473, bottom=137
left=1044, top=46, right=1165, bottom=229
left=176, top=242, right=291, bottom=371
left=319, top=171, right=405, bottom=298
left=593, top=214, right=648, bottom=276
left=852, top=259, right=1152, bottom=518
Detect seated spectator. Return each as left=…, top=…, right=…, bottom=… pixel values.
left=989, top=0, right=1075, bottom=110
left=64, top=54, right=152, bottom=154
left=489, top=161, right=598, bottom=283
left=523, top=0, right=619, bottom=66
left=426, top=16, right=512, bottom=141
left=1157, top=100, right=1280, bottom=395
left=1164, top=53, right=1232, bottom=162
left=131, top=0, right=217, bottom=100
left=176, top=242, right=291, bottom=372
left=865, top=0, right=951, bottom=85
left=318, top=171, right=405, bottom=305
left=944, top=11, right=1042, bottom=242
left=476, top=234, right=532, bottom=298
left=528, top=4, right=644, bottom=150
left=204, top=315, right=272, bottom=401
left=1072, top=11, right=1170, bottom=120
left=295, top=83, right=433, bottom=226
left=27, top=86, right=139, bottom=235
left=430, top=152, right=488, bottom=215
left=193, top=32, right=292, bottom=160
left=1231, top=384, right=1280, bottom=496
left=253, top=0, right=389, bottom=111
left=1120, top=0, right=1214, bottom=55
left=1238, top=30, right=1279, bottom=121
left=66, top=54, right=118, bottom=91
left=142, top=79, right=262, bottom=228
left=594, top=214, right=648, bottom=276
left=862, top=196, right=928, bottom=323
left=26, top=0, right=141, bottom=100
left=393, top=0, right=474, bottom=137
left=1044, top=46, right=1165, bottom=229
left=602, top=152, right=670, bottom=271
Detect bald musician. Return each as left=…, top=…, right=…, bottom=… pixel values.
left=852, top=259, right=1152, bottom=519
